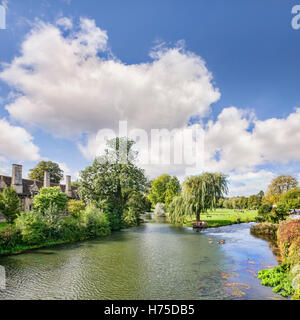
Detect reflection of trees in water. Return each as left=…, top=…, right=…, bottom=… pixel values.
left=251, top=233, right=281, bottom=263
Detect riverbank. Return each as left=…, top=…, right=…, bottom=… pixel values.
left=0, top=212, right=112, bottom=256
left=251, top=219, right=300, bottom=300
left=183, top=209, right=258, bottom=228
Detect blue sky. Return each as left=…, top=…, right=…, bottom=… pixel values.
left=0, top=0, right=299, bottom=196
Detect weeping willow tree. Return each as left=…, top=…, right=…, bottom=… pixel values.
left=168, top=173, right=228, bottom=224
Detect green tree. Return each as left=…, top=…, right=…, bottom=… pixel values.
left=265, top=175, right=298, bottom=204
left=0, top=187, right=20, bottom=224
left=168, top=173, right=228, bottom=224
left=33, top=187, right=68, bottom=215
left=29, top=161, right=64, bottom=184
left=148, top=174, right=171, bottom=207
left=79, top=137, right=147, bottom=230
left=279, top=187, right=300, bottom=210
left=165, top=176, right=181, bottom=208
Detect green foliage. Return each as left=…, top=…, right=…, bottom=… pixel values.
left=0, top=187, right=20, bottom=224
left=148, top=174, right=171, bottom=207
left=165, top=176, right=181, bottom=208
left=265, top=175, right=298, bottom=205
left=258, top=265, right=295, bottom=298
left=168, top=173, right=228, bottom=223
left=68, top=200, right=85, bottom=218
left=15, top=211, right=48, bottom=245
left=279, top=187, right=300, bottom=210
left=123, top=192, right=150, bottom=226
left=258, top=204, right=273, bottom=215
left=29, top=161, right=64, bottom=184
left=79, top=137, right=147, bottom=230
left=33, top=187, right=68, bottom=215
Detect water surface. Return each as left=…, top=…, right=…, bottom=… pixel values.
left=0, top=220, right=283, bottom=300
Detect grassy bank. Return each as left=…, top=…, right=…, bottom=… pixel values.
left=253, top=219, right=300, bottom=300
left=184, top=209, right=258, bottom=227
left=0, top=210, right=112, bottom=256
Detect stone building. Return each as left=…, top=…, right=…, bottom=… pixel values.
left=0, top=164, right=79, bottom=212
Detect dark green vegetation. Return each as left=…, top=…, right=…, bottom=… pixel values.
left=29, top=161, right=64, bottom=184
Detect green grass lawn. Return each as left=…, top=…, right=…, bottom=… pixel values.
left=0, top=222, right=8, bottom=232
left=185, top=208, right=258, bottom=227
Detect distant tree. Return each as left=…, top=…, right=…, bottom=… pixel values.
left=148, top=174, right=171, bottom=207
left=165, top=176, right=181, bottom=208
left=0, top=187, right=20, bottom=225
left=72, top=180, right=81, bottom=187
left=33, top=187, right=68, bottom=215
left=29, top=161, right=64, bottom=184
left=265, top=175, right=298, bottom=204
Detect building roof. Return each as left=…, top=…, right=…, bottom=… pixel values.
left=0, top=175, right=78, bottom=198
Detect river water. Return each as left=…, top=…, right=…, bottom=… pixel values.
left=0, top=219, right=284, bottom=300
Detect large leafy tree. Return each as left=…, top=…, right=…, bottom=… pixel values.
left=168, top=173, right=228, bottom=224
left=265, top=175, right=298, bottom=204
left=79, top=137, right=147, bottom=230
left=148, top=174, right=171, bottom=206
left=29, top=161, right=64, bottom=184
left=0, top=187, right=20, bottom=225
left=33, top=187, right=68, bottom=215
left=148, top=174, right=181, bottom=208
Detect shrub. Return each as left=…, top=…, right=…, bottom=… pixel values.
left=258, top=204, right=272, bottom=216
left=68, top=200, right=85, bottom=219
left=277, top=220, right=300, bottom=261
left=0, top=187, right=20, bottom=224
left=14, top=211, right=48, bottom=245
left=33, top=187, right=68, bottom=215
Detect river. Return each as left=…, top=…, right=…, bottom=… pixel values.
left=0, top=218, right=284, bottom=300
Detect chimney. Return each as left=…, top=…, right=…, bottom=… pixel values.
left=12, top=164, right=23, bottom=194
left=44, top=171, right=50, bottom=188
left=65, top=175, right=72, bottom=197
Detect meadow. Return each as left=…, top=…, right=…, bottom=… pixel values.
left=185, top=208, right=258, bottom=227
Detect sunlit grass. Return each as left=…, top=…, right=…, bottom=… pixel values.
left=185, top=208, right=258, bottom=227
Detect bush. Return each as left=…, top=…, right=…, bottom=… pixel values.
left=68, top=200, right=85, bottom=219
left=0, top=187, right=20, bottom=224
left=258, top=204, right=272, bottom=216
left=15, top=211, right=48, bottom=245
left=33, top=187, right=68, bottom=215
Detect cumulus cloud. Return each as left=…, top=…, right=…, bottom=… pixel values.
left=0, top=118, right=40, bottom=161
left=227, top=170, right=276, bottom=197
left=0, top=18, right=220, bottom=138
left=204, top=107, right=300, bottom=172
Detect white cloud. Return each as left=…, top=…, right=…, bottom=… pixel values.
left=0, top=18, right=220, bottom=138
left=203, top=107, right=300, bottom=173
left=56, top=17, right=73, bottom=30
left=0, top=118, right=40, bottom=161
left=227, top=170, right=275, bottom=197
